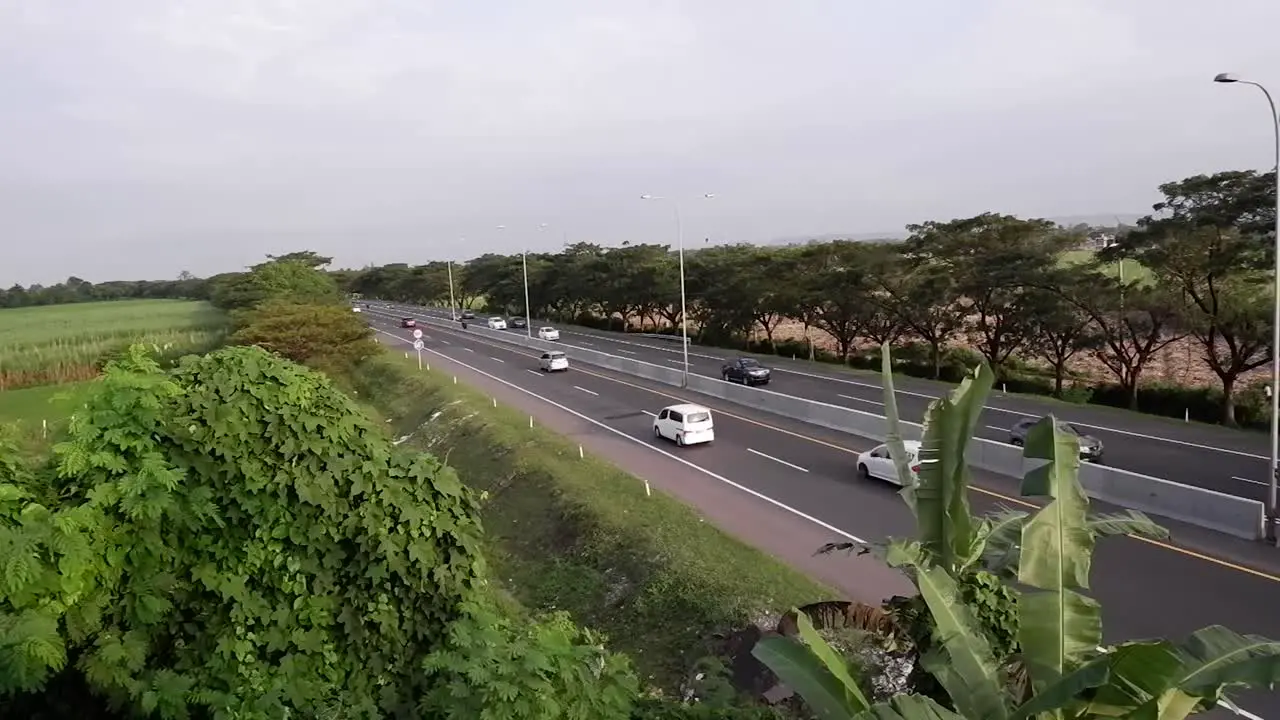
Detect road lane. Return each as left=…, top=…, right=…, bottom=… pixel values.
left=368, top=313, right=1279, bottom=718
left=380, top=303, right=1268, bottom=500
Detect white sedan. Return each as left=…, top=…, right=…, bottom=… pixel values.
left=537, top=326, right=560, bottom=341
left=856, top=440, right=921, bottom=486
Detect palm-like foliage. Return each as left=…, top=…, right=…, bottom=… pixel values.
left=753, top=344, right=1280, bottom=719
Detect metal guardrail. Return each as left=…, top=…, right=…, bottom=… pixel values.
left=400, top=313, right=1265, bottom=542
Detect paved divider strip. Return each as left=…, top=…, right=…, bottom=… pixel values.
left=398, top=312, right=1266, bottom=541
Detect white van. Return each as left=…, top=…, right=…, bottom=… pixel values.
left=539, top=350, right=569, bottom=372
left=652, top=403, right=715, bottom=446
left=487, top=317, right=507, bottom=330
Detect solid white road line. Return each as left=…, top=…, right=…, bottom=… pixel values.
left=838, top=393, right=883, bottom=406
left=490, top=357, right=505, bottom=363
left=385, top=313, right=1268, bottom=464
left=773, top=366, right=1268, bottom=461
left=369, top=328, right=866, bottom=545
left=1232, top=476, right=1268, bottom=487
left=747, top=448, right=810, bottom=473
left=526, top=370, right=542, bottom=377
left=574, top=385, right=599, bottom=396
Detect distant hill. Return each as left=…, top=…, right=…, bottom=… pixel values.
left=763, top=213, right=1145, bottom=246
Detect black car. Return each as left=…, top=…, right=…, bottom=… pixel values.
left=721, top=357, right=771, bottom=386
left=1008, top=417, right=1104, bottom=463
left=400, top=318, right=416, bottom=328
left=509, top=317, right=528, bottom=329
left=460, top=310, right=475, bottom=319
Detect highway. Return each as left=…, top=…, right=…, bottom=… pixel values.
left=364, top=307, right=1279, bottom=719
left=380, top=302, right=1269, bottom=501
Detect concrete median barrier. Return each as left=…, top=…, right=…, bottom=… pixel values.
left=410, top=315, right=1267, bottom=541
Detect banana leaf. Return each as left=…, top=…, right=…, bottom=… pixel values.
left=751, top=609, right=871, bottom=720
left=1006, top=652, right=1112, bottom=720
left=909, top=360, right=993, bottom=573
left=880, top=343, right=919, bottom=513
left=853, top=694, right=968, bottom=720
left=1016, top=417, right=1103, bottom=694
left=903, top=558, right=1009, bottom=720
left=980, top=508, right=1169, bottom=580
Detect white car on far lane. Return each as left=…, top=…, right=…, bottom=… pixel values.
left=652, top=403, right=715, bottom=447
left=856, top=440, right=921, bottom=486
left=537, top=326, right=560, bottom=341
left=487, top=316, right=507, bottom=330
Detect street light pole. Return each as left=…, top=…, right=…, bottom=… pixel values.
left=1215, top=72, right=1280, bottom=543
left=641, top=193, right=715, bottom=388
left=447, top=259, right=457, bottom=320
left=526, top=223, right=550, bottom=337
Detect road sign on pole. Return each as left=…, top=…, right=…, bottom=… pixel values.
left=413, top=339, right=425, bottom=370
left=412, top=329, right=423, bottom=339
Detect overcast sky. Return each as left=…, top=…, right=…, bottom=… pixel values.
left=2, top=0, right=1279, bottom=285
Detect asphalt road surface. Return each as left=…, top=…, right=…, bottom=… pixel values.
left=365, top=307, right=1280, bottom=719
left=379, top=303, right=1271, bottom=502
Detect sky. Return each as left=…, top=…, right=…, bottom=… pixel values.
left=2, top=0, right=1279, bottom=285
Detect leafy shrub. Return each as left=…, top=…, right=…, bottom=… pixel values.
left=2, top=344, right=489, bottom=717
left=419, top=600, right=639, bottom=719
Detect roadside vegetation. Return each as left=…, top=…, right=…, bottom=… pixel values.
left=348, top=169, right=1276, bottom=429
left=747, top=348, right=1280, bottom=718
left=350, top=353, right=833, bottom=699
left=3, top=248, right=1277, bottom=717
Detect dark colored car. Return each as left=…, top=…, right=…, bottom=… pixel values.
left=1008, top=417, right=1104, bottom=463
left=509, top=317, right=528, bottom=329
left=400, top=318, right=416, bottom=328
left=721, top=357, right=771, bottom=386
left=460, top=310, right=475, bottom=319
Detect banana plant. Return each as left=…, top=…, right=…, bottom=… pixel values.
left=755, top=347, right=1280, bottom=718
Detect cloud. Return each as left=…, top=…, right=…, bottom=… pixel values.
left=2, top=0, right=1279, bottom=283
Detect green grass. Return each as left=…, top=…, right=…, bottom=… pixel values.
left=347, top=354, right=834, bottom=693
left=0, top=299, right=227, bottom=390
left=1059, top=248, right=1153, bottom=286
left=0, top=382, right=92, bottom=426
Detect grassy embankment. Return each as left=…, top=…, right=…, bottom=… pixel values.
left=347, top=352, right=836, bottom=693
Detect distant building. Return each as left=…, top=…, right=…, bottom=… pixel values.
left=1082, top=230, right=1117, bottom=250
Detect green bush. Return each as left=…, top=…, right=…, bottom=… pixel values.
left=1, top=345, right=489, bottom=717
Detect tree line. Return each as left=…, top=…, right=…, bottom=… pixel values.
left=0, top=274, right=206, bottom=308
left=347, top=169, right=1277, bottom=428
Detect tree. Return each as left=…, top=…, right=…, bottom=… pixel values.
left=1025, top=287, right=1100, bottom=397
left=266, top=250, right=334, bottom=268
left=880, top=260, right=964, bottom=379
left=686, top=245, right=765, bottom=343
left=905, top=214, right=1065, bottom=378
left=1064, top=270, right=1185, bottom=410
left=795, top=241, right=874, bottom=360
left=1114, top=170, right=1277, bottom=425
left=229, top=299, right=379, bottom=374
